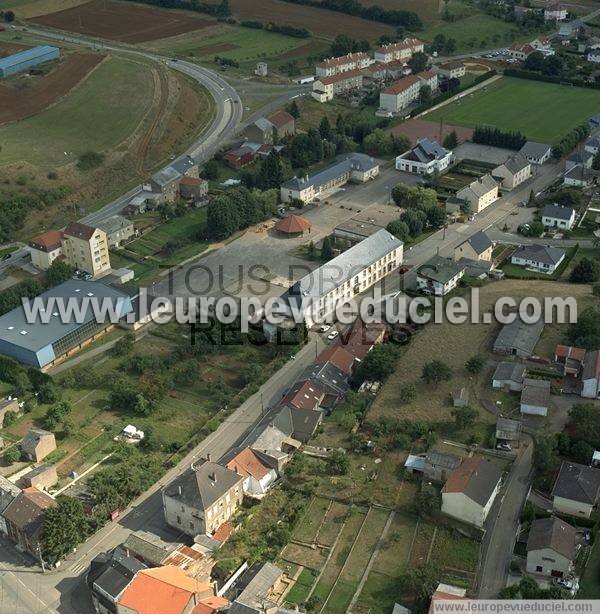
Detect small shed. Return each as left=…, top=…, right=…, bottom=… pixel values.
left=496, top=417, right=521, bottom=446
left=492, top=362, right=526, bottom=391
left=452, top=387, right=469, bottom=407
left=520, top=378, right=551, bottom=416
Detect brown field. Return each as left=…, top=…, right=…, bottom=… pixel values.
left=31, top=0, right=214, bottom=43
left=0, top=53, right=104, bottom=125
left=228, top=0, right=395, bottom=40
left=282, top=40, right=327, bottom=58
left=0, top=42, right=29, bottom=57
left=389, top=117, right=473, bottom=146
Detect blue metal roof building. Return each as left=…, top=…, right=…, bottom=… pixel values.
left=0, top=280, right=133, bottom=369
left=0, top=45, right=60, bottom=78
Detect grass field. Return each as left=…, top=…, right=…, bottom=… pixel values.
left=0, top=55, right=154, bottom=167
left=426, top=77, right=600, bottom=144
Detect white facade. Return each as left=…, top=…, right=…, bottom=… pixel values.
left=542, top=209, right=575, bottom=230
left=526, top=547, right=573, bottom=577
left=379, top=76, right=420, bottom=113
left=242, top=469, right=278, bottom=497
left=511, top=252, right=564, bottom=274
left=582, top=376, right=600, bottom=399
left=545, top=6, right=568, bottom=20
left=441, top=481, right=500, bottom=528
left=30, top=245, right=62, bottom=270
left=436, top=62, right=466, bottom=79
left=316, top=52, right=370, bottom=77
left=492, top=157, right=532, bottom=190
left=520, top=400, right=548, bottom=416
left=312, top=70, right=363, bottom=103
left=374, top=38, right=424, bottom=63
left=416, top=268, right=464, bottom=296
left=553, top=495, right=594, bottom=518
left=395, top=139, right=453, bottom=175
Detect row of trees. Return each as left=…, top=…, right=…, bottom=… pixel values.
left=239, top=20, right=309, bottom=38
left=552, top=123, right=590, bottom=160
left=122, top=0, right=230, bottom=18
left=472, top=126, right=527, bottom=150
left=387, top=184, right=446, bottom=242
left=523, top=51, right=565, bottom=77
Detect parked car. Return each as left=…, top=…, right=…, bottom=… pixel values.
left=327, top=330, right=339, bottom=341
left=319, top=324, right=332, bottom=333
left=553, top=577, right=579, bottom=594
left=497, top=443, right=512, bottom=451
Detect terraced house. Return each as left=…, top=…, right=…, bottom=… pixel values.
left=315, top=51, right=371, bottom=77
left=374, top=38, right=424, bottom=63
left=311, top=69, right=363, bottom=102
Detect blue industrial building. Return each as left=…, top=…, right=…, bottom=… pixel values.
left=0, top=280, right=133, bottom=369
left=0, top=45, right=60, bottom=78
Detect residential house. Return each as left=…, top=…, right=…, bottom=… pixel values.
left=179, top=176, right=208, bottom=201
left=416, top=255, right=465, bottom=296
left=510, top=244, right=565, bottom=274
left=441, top=456, right=503, bottom=528
left=496, top=417, right=521, bottom=447
left=582, top=349, right=600, bottom=399
left=87, top=547, right=146, bottom=614
left=226, top=562, right=283, bottom=614
left=0, top=397, right=19, bottom=427
left=520, top=378, right=551, bottom=416
left=455, top=174, right=499, bottom=214
left=98, top=215, right=135, bottom=248
left=300, top=361, right=349, bottom=399
left=311, top=69, right=363, bottom=102
left=544, top=3, right=567, bottom=20
left=271, top=404, right=323, bottom=443
left=555, top=345, right=586, bottom=377
left=435, top=60, right=466, bottom=79
left=117, top=565, right=220, bottom=614
left=226, top=447, right=278, bottom=497
left=379, top=75, right=421, bottom=113
left=395, top=138, right=453, bottom=175
left=280, top=153, right=379, bottom=204
left=146, top=167, right=182, bottom=204
left=508, top=43, right=537, bottom=60
left=243, top=110, right=296, bottom=144
left=542, top=204, right=576, bottom=230
left=316, top=52, right=371, bottom=77
left=588, top=50, right=600, bottom=63
left=121, top=531, right=180, bottom=568
left=162, top=460, right=244, bottom=537
left=526, top=516, right=577, bottom=578
left=566, top=150, right=594, bottom=171
left=247, top=423, right=300, bottom=473
left=21, top=428, right=56, bottom=462
left=417, top=70, right=438, bottom=92
left=281, top=379, right=326, bottom=412
left=563, top=164, right=598, bottom=188
left=453, top=231, right=493, bottom=262
left=223, top=145, right=256, bottom=170
left=28, top=230, right=64, bottom=270
left=0, top=476, right=20, bottom=536
left=3, top=487, right=56, bottom=558
left=170, top=155, right=198, bottom=179
left=585, top=136, right=600, bottom=155
left=360, top=61, right=388, bottom=83
left=429, top=584, right=467, bottom=613
left=552, top=461, right=600, bottom=518
left=493, top=318, right=544, bottom=357
left=519, top=141, right=552, bottom=165
left=20, top=464, right=58, bottom=491
left=492, top=362, right=527, bottom=391
left=374, top=38, right=424, bottom=63
left=314, top=345, right=356, bottom=376
left=492, top=154, right=532, bottom=190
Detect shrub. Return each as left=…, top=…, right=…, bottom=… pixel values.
left=77, top=151, right=105, bottom=171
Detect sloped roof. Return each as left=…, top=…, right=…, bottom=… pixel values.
left=494, top=317, right=544, bottom=355
left=521, top=378, right=551, bottom=408
left=382, top=74, right=420, bottom=95
left=273, top=215, right=311, bottom=234
left=499, top=153, right=530, bottom=175
left=493, top=361, right=526, bottom=383
left=29, top=230, right=63, bottom=252
left=496, top=417, right=521, bottom=441
left=315, top=345, right=355, bottom=374
left=64, top=222, right=97, bottom=241
left=267, top=109, right=294, bottom=129
left=583, top=350, right=600, bottom=381
left=21, top=428, right=55, bottom=455
left=520, top=141, right=551, bottom=159
left=281, top=379, right=325, bottom=410
left=462, top=231, right=492, bottom=255
left=552, top=461, right=600, bottom=505
left=527, top=516, right=577, bottom=560
left=374, top=38, right=423, bottom=55
left=89, top=548, right=146, bottom=601
left=318, top=68, right=363, bottom=86
left=229, top=562, right=281, bottom=613
left=317, top=51, right=369, bottom=69
left=2, top=487, right=55, bottom=536
left=226, top=448, right=272, bottom=480
left=512, top=244, right=565, bottom=266
left=417, top=255, right=465, bottom=284
left=542, top=204, right=575, bottom=221
left=442, top=456, right=502, bottom=506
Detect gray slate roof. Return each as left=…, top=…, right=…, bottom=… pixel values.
left=89, top=548, right=146, bottom=600
left=582, top=350, right=600, bottom=382
left=542, top=204, right=575, bottom=221
left=567, top=150, right=593, bottom=165
left=122, top=531, right=179, bottom=567
left=444, top=456, right=502, bottom=506
left=417, top=255, right=465, bottom=284
left=272, top=405, right=323, bottom=443
left=512, top=244, right=565, bottom=266
left=527, top=516, right=577, bottom=560
left=463, top=231, right=492, bottom=255
left=457, top=174, right=498, bottom=200
left=520, top=378, right=551, bottom=408
left=0, top=476, right=20, bottom=515
left=229, top=562, right=282, bottom=614
left=281, top=153, right=379, bottom=192
left=164, top=460, right=243, bottom=511
left=519, top=141, right=551, bottom=159
left=493, top=361, right=526, bottom=383
left=170, top=155, right=196, bottom=175
left=497, top=153, right=530, bottom=175
left=98, top=214, right=132, bottom=235
left=494, top=317, right=544, bottom=356
left=552, top=461, right=600, bottom=505
left=496, top=417, right=521, bottom=441
left=151, top=165, right=180, bottom=187
left=412, top=138, right=448, bottom=162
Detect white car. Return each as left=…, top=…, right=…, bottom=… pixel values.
left=327, top=331, right=339, bottom=341
left=319, top=324, right=332, bottom=333
left=496, top=443, right=512, bottom=451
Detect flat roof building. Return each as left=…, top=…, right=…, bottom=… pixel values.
left=0, top=280, right=133, bottom=369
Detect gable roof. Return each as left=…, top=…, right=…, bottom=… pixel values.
left=164, top=461, right=243, bottom=511
left=318, top=68, right=363, bottom=86
left=228, top=562, right=281, bottom=613
left=457, top=174, right=498, bottom=200
left=519, top=141, right=551, bottom=159
left=281, top=379, right=325, bottom=410
left=494, top=317, right=544, bottom=355
left=170, top=155, right=196, bottom=176
left=461, top=231, right=492, bottom=255
left=512, top=243, right=565, bottom=266
left=226, top=448, right=272, bottom=481
left=382, top=74, right=420, bottom=95
left=272, top=405, right=322, bottom=442
left=493, top=361, right=526, bottom=383
left=89, top=548, right=146, bottom=601
left=315, top=345, right=355, bottom=374
left=317, top=51, right=369, bottom=69
left=63, top=221, right=97, bottom=241
left=2, top=487, right=55, bottom=537
left=374, top=38, right=423, bottom=55
left=583, top=350, right=600, bottom=381
left=496, top=417, right=521, bottom=441
left=267, top=109, right=294, bottom=129
left=417, top=255, right=465, bottom=284
left=552, top=461, right=600, bottom=505
left=498, top=153, right=530, bottom=175
left=21, top=428, right=55, bottom=455
left=29, top=230, right=64, bottom=252
left=527, top=516, right=577, bottom=560
left=0, top=476, right=21, bottom=515
left=542, top=203, right=575, bottom=221
left=521, top=378, right=551, bottom=408
left=442, top=456, right=502, bottom=506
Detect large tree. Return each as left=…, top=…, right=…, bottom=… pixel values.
left=422, top=360, right=452, bottom=385
left=42, top=496, right=90, bottom=566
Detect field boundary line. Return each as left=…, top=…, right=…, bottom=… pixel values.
left=348, top=510, right=395, bottom=612
left=406, top=517, right=420, bottom=564
left=315, top=499, right=333, bottom=546
left=319, top=507, right=371, bottom=613
left=426, top=526, right=438, bottom=563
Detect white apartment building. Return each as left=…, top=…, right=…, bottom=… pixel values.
left=315, top=52, right=371, bottom=77
left=312, top=69, right=363, bottom=102
left=374, top=38, right=424, bottom=63
left=396, top=138, right=453, bottom=175
left=379, top=75, right=421, bottom=113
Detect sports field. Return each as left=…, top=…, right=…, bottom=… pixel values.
left=426, top=77, right=600, bottom=144
left=0, top=55, right=154, bottom=166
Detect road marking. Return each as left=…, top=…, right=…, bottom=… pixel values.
left=4, top=571, right=54, bottom=613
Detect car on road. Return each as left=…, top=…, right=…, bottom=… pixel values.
left=496, top=443, right=512, bottom=451
left=319, top=324, right=332, bottom=333
left=327, top=331, right=339, bottom=341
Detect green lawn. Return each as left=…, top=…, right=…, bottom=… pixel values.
left=146, top=24, right=309, bottom=65
left=0, top=55, right=154, bottom=167
left=426, top=77, right=600, bottom=144
left=579, top=542, right=600, bottom=598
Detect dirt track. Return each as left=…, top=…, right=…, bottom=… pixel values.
left=31, top=0, right=214, bottom=43
left=388, top=117, right=473, bottom=146
left=0, top=53, right=104, bottom=125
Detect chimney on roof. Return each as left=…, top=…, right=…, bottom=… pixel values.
left=207, top=453, right=212, bottom=462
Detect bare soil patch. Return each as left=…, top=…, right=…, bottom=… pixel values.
left=0, top=42, right=29, bottom=57
left=31, top=0, right=214, bottom=43
left=228, top=0, right=394, bottom=40
left=0, top=53, right=104, bottom=125
left=281, top=40, right=325, bottom=58
left=388, top=117, right=473, bottom=146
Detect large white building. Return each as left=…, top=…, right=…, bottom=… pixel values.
left=312, top=69, right=363, bottom=102
left=396, top=138, right=453, bottom=175
left=542, top=204, right=576, bottom=230
left=315, top=52, right=371, bottom=77
left=379, top=75, right=421, bottom=113
left=274, top=229, right=403, bottom=327
left=280, top=153, right=379, bottom=204
left=374, top=38, right=424, bottom=63
left=441, top=456, right=502, bottom=528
